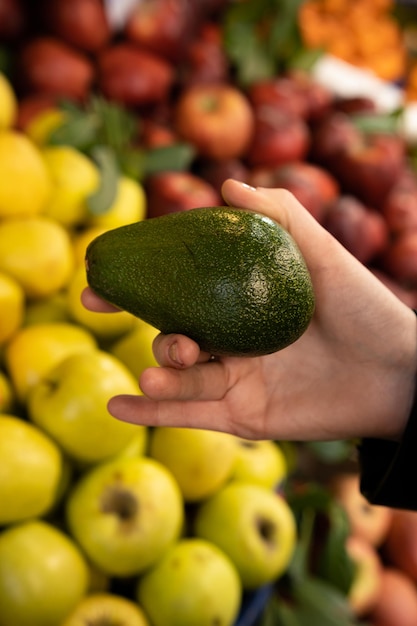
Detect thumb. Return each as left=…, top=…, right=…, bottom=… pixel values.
left=221, top=178, right=338, bottom=271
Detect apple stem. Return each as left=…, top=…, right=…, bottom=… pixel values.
left=257, top=516, right=277, bottom=549
left=100, top=485, right=138, bottom=523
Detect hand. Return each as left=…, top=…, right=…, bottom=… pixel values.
left=82, top=179, right=417, bottom=442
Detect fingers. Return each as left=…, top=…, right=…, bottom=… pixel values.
left=222, top=179, right=359, bottom=279
left=139, top=357, right=228, bottom=401
left=152, top=333, right=212, bottom=368
left=107, top=393, right=230, bottom=432
left=221, top=179, right=337, bottom=269
left=81, top=287, right=121, bottom=312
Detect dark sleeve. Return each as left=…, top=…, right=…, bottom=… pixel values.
left=358, top=386, right=417, bottom=510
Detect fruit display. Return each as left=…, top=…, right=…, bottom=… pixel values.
left=2, top=1, right=417, bottom=625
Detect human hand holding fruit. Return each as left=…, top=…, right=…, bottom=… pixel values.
left=83, top=179, right=417, bottom=443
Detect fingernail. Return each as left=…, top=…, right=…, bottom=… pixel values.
left=240, top=182, right=257, bottom=191
left=168, top=341, right=184, bottom=366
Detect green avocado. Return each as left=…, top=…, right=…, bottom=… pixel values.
left=85, top=207, right=315, bottom=357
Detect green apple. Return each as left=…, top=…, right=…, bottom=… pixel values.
left=66, top=456, right=184, bottom=577
left=4, top=321, right=97, bottom=402
left=62, top=592, right=150, bottom=626
left=0, top=520, right=89, bottom=626
left=110, top=320, right=159, bottom=380
left=149, top=426, right=237, bottom=502
left=194, top=482, right=296, bottom=589
left=0, top=414, right=63, bottom=524
left=230, top=438, right=287, bottom=489
left=137, top=538, right=242, bottom=626
left=27, top=349, right=146, bottom=464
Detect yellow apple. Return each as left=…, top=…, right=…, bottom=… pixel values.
left=62, top=592, right=150, bottom=626
left=88, top=175, right=147, bottom=229
left=194, top=482, right=297, bottom=589
left=24, top=292, right=71, bottom=325
left=230, top=438, right=287, bottom=489
left=42, top=145, right=99, bottom=227
left=0, top=520, right=89, bottom=626
left=0, top=414, right=63, bottom=524
left=0, top=215, right=74, bottom=298
left=66, top=456, right=184, bottom=577
left=346, top=534, right=382, bottom=617
left=0, top=369, right=15, bottom=413
left=27, top=350, right=144, bottom=464
left=149, top=426, right=237, bottom=501
left=110, top=320, right=159, bottom=380
left=137, top=538, right=241, bottom=626
left=66, top=265, right=136, bottom=340
left=0, top=270, right=25, bottom=345
left=4, top=322, right=97, bottom=403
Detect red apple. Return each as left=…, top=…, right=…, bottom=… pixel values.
left=248, top=76, right=308, bottom=119
left=97, top=44, right=174, bottom=107
left=173, top=82, right=255, bottom=161
left=333, top=95, right=377, bottom=115
left=16, top=37, right=94, bottom=101
left=285, top=71, right=334, bottom=122
left=324, top=195, right=389, bottom=265
left=368, top=567, right=417, bottom=626
left=249, top=161, right=339, bottom=224
left=141, top=119, right=178, bottom=149
left=346, top=535, right=383, bottom=617
left=383, top=509, right=417, bottom=582
left=334, top=132, right=406, bottom=209
left=381, top=230, right=417, bottom=288
left=246, top=106, right=310, bottom=168
left=196, top=157, right=250, bottom=196
left=329, top=472, right=393, bottom=547
left=179, top=22, right=230, bottom=86
left=0, top=0, right=26, bottom=41
left=383, top=169, right=417, bottom=236
left=41, top=0, right=111, bottom=53
left=310, top=112, right=362, bottom=166
left=124, top=0, right=198, bottom=62
left=146, top=171, right=221, bottom=218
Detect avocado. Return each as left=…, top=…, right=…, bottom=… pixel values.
left=85, top=207, right=315, bottom=357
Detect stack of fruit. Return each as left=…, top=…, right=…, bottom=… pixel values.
left=0, top=74, right=297, bottom=626
left=2, top=1, right=417, bottom=624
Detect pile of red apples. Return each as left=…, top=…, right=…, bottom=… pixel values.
left=2, top=0, right=417, bottom=307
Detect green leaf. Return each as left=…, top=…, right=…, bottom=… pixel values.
left=315, top=502, right=356, bottom=595
left=142, top=143, right=196, bottom=176
left=221, top=0, right=313, bottom=85
left=305, top=440, right=354, bottom=464
left=47, top=112, right=100, bottom=150
left=293, top=577, right=356, bottom=626
left=351, top=108, right=405, bottom=135
left=259, top=596, right=302, bottom=626
left=86, top=145, right=119, bottom=216
left=90, top=95, right=138, bottom=152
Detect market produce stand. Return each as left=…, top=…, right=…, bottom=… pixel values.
left=1, top=1, right=417, bottom=625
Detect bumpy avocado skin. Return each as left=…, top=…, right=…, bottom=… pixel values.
left=85, top=207, right=315, bottom=356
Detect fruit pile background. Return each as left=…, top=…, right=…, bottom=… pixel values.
left=2, top=1, right=417, bottom=625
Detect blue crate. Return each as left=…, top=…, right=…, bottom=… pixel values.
left=234, top=584, right=274, bottom=626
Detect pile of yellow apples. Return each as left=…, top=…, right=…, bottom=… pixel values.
left=0, top=71, right=296, bottom=626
